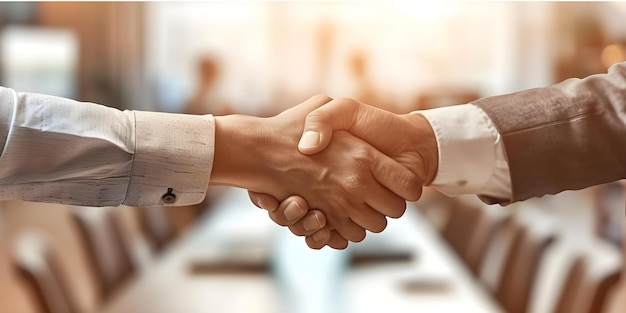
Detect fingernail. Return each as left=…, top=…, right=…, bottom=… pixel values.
left=257, top=199, right=276, bottom=212
left=298, top=131, right=320, bottom=150
left=313, top=231, right=327, bottom=242
left=257, top=198, right=268, bottom=210
left=303, top=215, right=321, bottom=231
left=284, top=201, right=304, bottom=221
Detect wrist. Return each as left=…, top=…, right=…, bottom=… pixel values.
left=211, top=115, right=267, bottom=189
left=401, top=113, right=438, bottom=185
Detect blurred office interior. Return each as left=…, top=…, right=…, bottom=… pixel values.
left=0, top=2, right=624, bottom=313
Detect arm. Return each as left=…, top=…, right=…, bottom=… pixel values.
left=474, top=62, right=626, bottom=202
left=0, top=86, right=213, bottom=207
left=262, top=62, right=626, bottom=249
left=0, top=89, right=420, bottom=248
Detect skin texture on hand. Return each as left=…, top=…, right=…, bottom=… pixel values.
left=298, top=98, right=438, bottom=184
left=211, top=95, right=421, bottom=248
left=251, top=97, right=439, bottom=249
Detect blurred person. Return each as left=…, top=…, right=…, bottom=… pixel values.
left=346, top=50, right=396, bottom=112
left=252, top=61, right=626, bottom=249
left=348, top=51, right=378, bottom=105
left=0, top=87, right=423, bottom=249
left=183, top=55, right=234, bottom=115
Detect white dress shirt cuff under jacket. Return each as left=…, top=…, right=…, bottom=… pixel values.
left=416, top=104, right=512, bottom=202
left=0, top=87, right=214, bottom=207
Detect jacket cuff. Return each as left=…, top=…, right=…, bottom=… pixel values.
left=415, top=104, right=507, bottom=197
left=124, top=111, right=215, bottom=206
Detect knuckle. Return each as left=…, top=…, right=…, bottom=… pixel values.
left=269, top=212, right=289, bottom=227
left=388, top=201, right=407, bottom=219
left=311, top=94, right=332, bottom=104
left=332, top=241, right=348, bottom=250
left=351, top=231, right=366, bottom=243
left=335, top=97, right=359, bottom=109
left=306, top=237, right=324, bottom=250
left=352, top=150, right=375, bottom=171
left=342, top=175, right=367, bottom=196
left=288, top=225, right=307, bottom=236
left=401, top=173, right=422, bottom=201
left=370, top=217, right=388, bottom=233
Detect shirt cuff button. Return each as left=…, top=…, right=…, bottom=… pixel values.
left=162, top=188, right=177, bottom=204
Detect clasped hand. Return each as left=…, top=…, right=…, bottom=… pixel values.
left=213, top=95, right=437, bottom=249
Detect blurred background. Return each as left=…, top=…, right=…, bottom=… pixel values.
left=0, top=1, right=624, bottom=313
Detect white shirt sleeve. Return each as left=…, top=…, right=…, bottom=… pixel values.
left=416, top=104, right=512, bottom=202
left=0, top=86, right=214, bottom=207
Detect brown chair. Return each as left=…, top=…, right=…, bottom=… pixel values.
left=72, top=207, right=135, bottom=301
left=552, top=257, right=586, bottom=313
left=587, top=267, right=622, bottom=313
left=441, top=200, right=484, bottom=261
left=13, top=232, right=78, bottom=313
left=496, top=221, right=556, bottom=313
left=137, top=206, right=174, bottom=253
left=553, top=256, right=622, bottom=313
left=464, top=210, right=511, bottom=276
left=478, top=216, right=520, bottom=293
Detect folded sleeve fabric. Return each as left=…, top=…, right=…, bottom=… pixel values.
left=0, top=86, right=214, bottom=207
left=474, top=62, right=626, bottom=204
left=417, top=104, right=513, bottom=203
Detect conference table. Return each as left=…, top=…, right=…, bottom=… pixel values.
left=101, top=188, right=503, bottom=313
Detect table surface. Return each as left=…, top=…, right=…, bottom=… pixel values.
left=101, top=188, right=503, bottom=313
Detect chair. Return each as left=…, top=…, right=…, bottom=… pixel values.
left=441, top=200, right=484, bottom=261
left=495, top=221, right=556, bottom=313
left=137, top=206, right=174, bottom=253
left=72, top=207, right=135, bottom=301
left=464, top=210, right=510, bottom=276
left=552, top=257, right=587, bottom=313
left=553, top=255, right=622, bottom=313
left=13, top=232, right=78, bottom=313
left=478, top=216, right=520, bottom=293
left=587, top=269, right=622, bottom=313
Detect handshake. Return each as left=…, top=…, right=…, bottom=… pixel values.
left=211, top=95, right=439, bottom=250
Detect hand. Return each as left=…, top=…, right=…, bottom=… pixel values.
left=247, top=193, right=350, bottom=250
left=253, top=97, right=439, bottom=249
left=211, top=95, right=421, bottom=245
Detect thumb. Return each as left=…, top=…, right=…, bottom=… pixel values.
left=298, top=99, right=360, bottom=155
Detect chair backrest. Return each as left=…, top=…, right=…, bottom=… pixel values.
left=71, top=207, right=134, bottom=301
left=586, top=268, right=622, bottom=313
left=137, top=206, right=174, bottom=253
left=553, top=257, right=587, bottom=313
left=478, top=216, right=520, bottom=292
left=496, top=221, right=556, bottom=313
left=553, top=254, right=622, bottom=313
left=464, top=210, right=510, bottom=276
left=442, top=201, right=483, bottom=261
left=13, top=232, right=77, bottom=313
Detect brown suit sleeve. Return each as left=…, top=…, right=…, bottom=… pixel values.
left=473, top=62, right=626, bottom=204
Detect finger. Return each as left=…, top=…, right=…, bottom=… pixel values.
left=268, top=196, right=309, bottom=226
left=248, top=191, right=279, bottom=212
left=299, top=98, right=404, bottom=155
left=333, top=218, right=366, bottom=243
left=369, top=151, right=422, bottom=202
left=280, top=94, right=334, bottom=120
left=305, top=226, right=332, bottom=249
left=348, top=204, right=388, bottom=233
left=326, top=230, right=349, bottom=250
left=298, top=98, right=360, bottom=155
left=288, top=210, right=327, bottom=236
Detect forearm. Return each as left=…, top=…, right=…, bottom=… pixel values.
left=0, top=87, right=214, bottom=207
left=211, top=114, right=269, bottom=190
left=474, top=62, right=626, bottom=202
